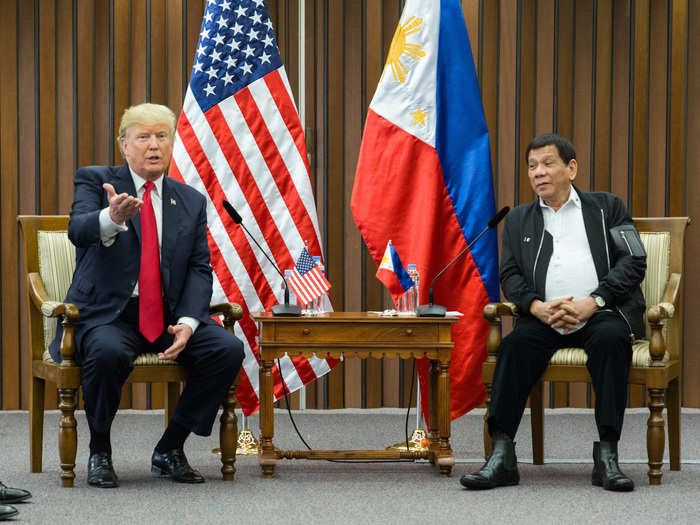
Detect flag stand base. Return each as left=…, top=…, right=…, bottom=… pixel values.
left=211, top=429, right=260, bottom=456
left=385, top=428, right=430, bottom=451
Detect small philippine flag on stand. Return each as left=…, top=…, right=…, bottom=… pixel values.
left=376, top=240, right=414, bottom=301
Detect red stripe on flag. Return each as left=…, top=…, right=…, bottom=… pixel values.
left=236, top=364, right=261, bottom=415
left=204, top=104, right=295, bottom=272
left=234, top=86, right=321, bottom=256
left=263, top=70, right=312, bottom=175
left=176, top=111, right=279, bottom=307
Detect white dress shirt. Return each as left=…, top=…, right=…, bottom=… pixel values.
left=98, top=169, right=199, bottom=334
left=541, top=187, right=599, bottom=334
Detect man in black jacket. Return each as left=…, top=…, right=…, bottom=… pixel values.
left=460, top=134, right=646, bottom=492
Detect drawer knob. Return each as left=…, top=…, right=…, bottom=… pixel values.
left=405, top=328, right=413, bottom=336
left=302, top=328, right=311, bottom=335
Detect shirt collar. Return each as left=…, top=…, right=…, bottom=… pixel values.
left=539, top=186, right=581, bottom=210
left=128, top=167, right=164, bottom=197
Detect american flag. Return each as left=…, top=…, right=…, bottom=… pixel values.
left=289, top=247, right=332, bottom=305
left=169, top=0, right=339, bottom=415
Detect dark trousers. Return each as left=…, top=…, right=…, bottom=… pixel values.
left=488, top=311, right=632, bottom=441
left=79, top=298, right=244, bottom=437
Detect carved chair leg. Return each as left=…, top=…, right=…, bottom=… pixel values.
left=647, top=388, right=666, bottom=485
left=30, top=376, right=45, bottom=473
left=530, top=380, right=544, bottom=465
left=483, top=383, right=492, bottom=460
left=220, top=384, right=238, bottom=481
left=667, top=378, right=681, bottom=471
left=58, top=388, right=77, bottom=488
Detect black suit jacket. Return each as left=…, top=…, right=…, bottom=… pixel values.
left=499, top=187, right=647, bottom=339
left=50, top=164, right=216, bottom=362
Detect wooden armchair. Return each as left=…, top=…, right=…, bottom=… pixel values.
left=18, top=215, right=243, bottom=487
left=482, top=217, right=690, bottom=485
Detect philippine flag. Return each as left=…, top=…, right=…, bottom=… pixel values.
left=376, top=240, right=415, bottom=301
left=351, top=0, right=499, bottom=421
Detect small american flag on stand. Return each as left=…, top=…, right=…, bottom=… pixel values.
left=288, top=247, right=331, bottom=306
left=170, top=0, right=339, bottom=415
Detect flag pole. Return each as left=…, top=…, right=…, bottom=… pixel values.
left=298, top=0, right=307, bottom=412
left=213, top=414, right=259, bottom=456
left=386, top=371, right=429, bottom=453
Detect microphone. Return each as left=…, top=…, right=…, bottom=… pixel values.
left=417, top=206, right=510, bottom=317
left=222, top=200, right=301, bottom=316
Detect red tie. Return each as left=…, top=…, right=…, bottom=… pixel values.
left=139, top=181, right=164, bottom=342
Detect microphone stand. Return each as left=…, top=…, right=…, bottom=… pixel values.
left=416, top=226, right=491, bottom=317
left=222, top=201, right=301, bottom=316
left=417, top=206, right=509, bottom=317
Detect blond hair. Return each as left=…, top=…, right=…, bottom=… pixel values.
left=117, top=103, right=176, bottom=152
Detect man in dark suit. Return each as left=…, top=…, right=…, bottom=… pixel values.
left=51, top=103, right=244, bottom=488
left=460, top=134, right=646, bottom=492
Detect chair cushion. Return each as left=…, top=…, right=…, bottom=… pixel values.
left=37, top=231, right=176, bottom=366
left=549, top=340, right=669, bottom=368
left=639, top=231, right=670, bottom=339
left=42, top=349, right=177, bottom=366
left=38, top=230, right=76, bottom=354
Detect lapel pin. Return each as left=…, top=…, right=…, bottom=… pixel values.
left=170, top=198, right=176, bottom=206
left=524, top=236, right=531, bottom=243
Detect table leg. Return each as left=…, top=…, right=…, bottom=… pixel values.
left=259, top=358, right=276, bottom=478
left=428, top=359, right=439, bottom=464
left=437, top=359, right=454, bottom=477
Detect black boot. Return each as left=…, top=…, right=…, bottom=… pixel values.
left=592, top=441, right=634, bottom=492
left=460, top=437, right=519, bottom=490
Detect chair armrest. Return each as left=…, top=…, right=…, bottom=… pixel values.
left=483, top=302, right=518, bottom=322
left=209, top=302, right=244, bottom=331
left=648, top=272, right=681, bottom=321
left=28, top=272, right=79, bottom=321
left=483, top=302, right=517, bottom=362
left=646, top=272, right=681, bottom=365
left=27, top=272, right=79, bottom=366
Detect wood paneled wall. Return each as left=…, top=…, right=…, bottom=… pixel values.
left=1, top=0, right=698, bottom=412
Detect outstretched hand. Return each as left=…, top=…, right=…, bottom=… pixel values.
left=103, top=183, right=142, bottom=224
left=157, top=323, right=193, bottom=361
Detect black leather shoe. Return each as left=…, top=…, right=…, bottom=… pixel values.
left=460, top=437, right=520, bottom=490
left=0, top=482, right=31, bottom=504
left=0, top=505, right=18, bottom=521
left=592, top=441, right=634, bottom=492
left=87, top=452, right=119, bottom=488
left=151, top=449, right=204, bottom=483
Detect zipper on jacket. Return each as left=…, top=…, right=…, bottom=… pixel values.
left=532, top=221, right=545, bottom=288
left=615, top=306, right=635, bottom=342
left=601, top=209, right=632, bottom=339
left=619, top=231, right=634, bottom=255
left=601, top=209, right=610, bottom=271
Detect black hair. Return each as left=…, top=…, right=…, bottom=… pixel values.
left=525, top=133, right=576, bottom=164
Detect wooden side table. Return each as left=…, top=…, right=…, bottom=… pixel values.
left=253, top=312, right=459, bottom=477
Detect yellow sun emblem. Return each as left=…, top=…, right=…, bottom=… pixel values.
left=384, top=16, right=425, bottom=83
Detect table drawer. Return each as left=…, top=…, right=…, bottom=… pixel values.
left=272, top=322, right=436, bottom=344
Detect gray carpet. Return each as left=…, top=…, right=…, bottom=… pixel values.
left=1, top=407, right=699, bottom=524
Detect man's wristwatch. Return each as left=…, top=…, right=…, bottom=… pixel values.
left=591, top=294, right=606, bottom=308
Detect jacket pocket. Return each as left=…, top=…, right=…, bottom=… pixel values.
left=609, top=224, right=646, bottom=257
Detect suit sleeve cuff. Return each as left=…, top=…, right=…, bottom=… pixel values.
left=177, top=316, right=200, bottom=334
left=99, top=207, right=128, bottom=245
